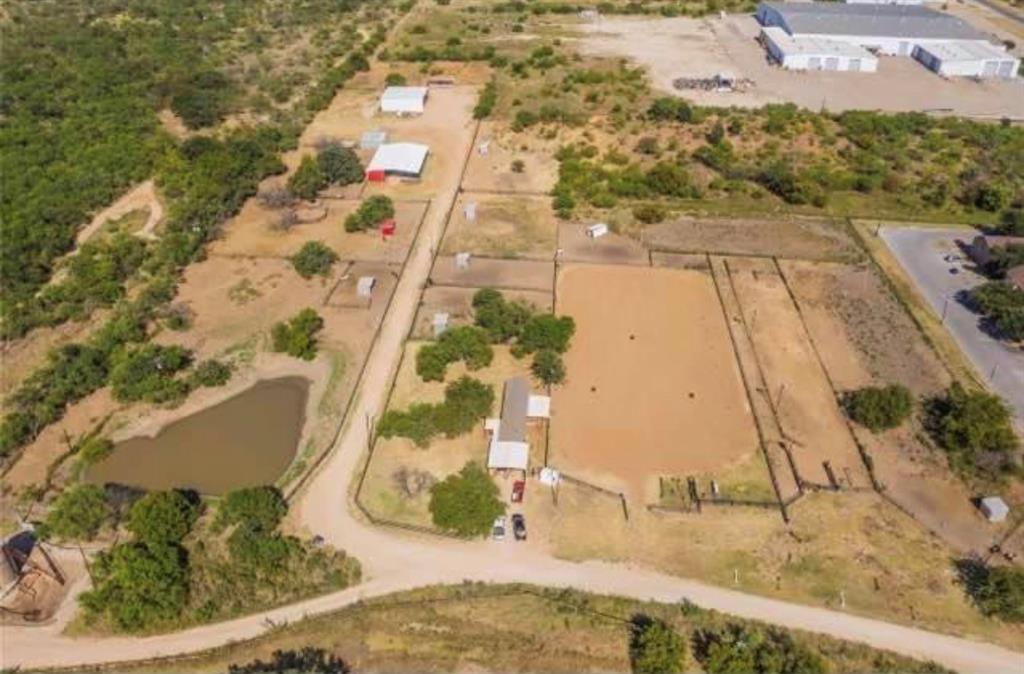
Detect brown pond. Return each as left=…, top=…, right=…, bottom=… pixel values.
left=87, top=377, right=309, bottom=495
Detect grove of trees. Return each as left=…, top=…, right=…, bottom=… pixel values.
left=378, top=376, right=494, bottom=447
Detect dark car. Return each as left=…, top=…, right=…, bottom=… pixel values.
left=511, top=514, right=526, bottom=541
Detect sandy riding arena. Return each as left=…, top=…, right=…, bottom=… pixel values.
left=551, top=264, right=758, bottom=499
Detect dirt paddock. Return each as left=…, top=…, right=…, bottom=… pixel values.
left=551, top=264, right=758, bottom=501
left=412, top=286, right=552, bottom=339
left=430, top=256, right=554, bottom=292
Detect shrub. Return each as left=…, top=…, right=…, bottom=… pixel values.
left=415, top=326, right=494, bottom=381
left=972, top=564, right=1024, bottom=622
left=109, top=344, right=193, bottom=404
left=474, top=78, right=498, bottom=119
left=80, top=541, right=189, bottom=632
left=191, top=359, right=233, bottom=388
left=429, top=462, right=505, bottom=537
left=629, top=615, right=686, bottom=674
left=39, top=484, right=108, bottom=541
left=171, top=70, right=232, bottom=129
left=695, top=623, right=826, bottom=674
left=77, top=436, right=114, bottom=467
left=288, top=155, right=327, bottom=201
left=647, top=97, right=694, bottom=123
left=531, top=349, right=565, bottom=385
left=229, top=648, right=349, bottom=674
left=633, top=204, right=667, bottom=224
left=291, top=241, right=339, bottom=278
left=515, top=314, right=576, bottom=355
left=511, top=159, right=525, bottom=173
left=317, top=145, right=363, bottom=186
left=996, top=208, right=1024, bottom=236
left=345, top=195, right=395, bottom=232
left=127, top=491, right=199, bottom=548
left=969, top=281, right=1024, bottom=340
left=842, top=384, right=913, bottom=432
left=216, top=486, right=287, bottom=533
left=271, top=308, right=324, bottom=360
left=385, top=72, right=407, bottom=86
left=926, top=383, right=1017, bottom=472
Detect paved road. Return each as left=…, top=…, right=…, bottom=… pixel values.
left=4, top=150, right=1024, bottom=674
left=881, top=227, right=1024, bottom=427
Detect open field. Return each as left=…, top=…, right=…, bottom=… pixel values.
left=210, top=199, right=426, bottom=265
left=644, top=215, right=862, bottom=263
left=461, top=121, right=560, bottom=194
left=430, top=255, right=554, bottom=292
left=551, top=264, right=760, bottom=501
left=411, top=286, right=552, bottom=340
left=441, top=193, right=559, bottom=260
left=725, top=257, right=870, bottom=490
left=573, top=14, right=1024, bottom=117
left=359, top=343, right=543, bottom=528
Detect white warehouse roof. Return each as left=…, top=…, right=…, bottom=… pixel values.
left=758, top=2, right=988, bottom=40
left=366, top=142, right=429, bottom=176
left=380, top=86, right=428, bottom=114
left=915, top=39, right=1012, bottom=62
left=763, top=26, right=875, bottom=59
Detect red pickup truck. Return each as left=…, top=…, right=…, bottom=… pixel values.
left=511, top=480, right=525, bottom=503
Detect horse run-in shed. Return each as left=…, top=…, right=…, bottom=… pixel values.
left=365, top=143, right=429, bottom=182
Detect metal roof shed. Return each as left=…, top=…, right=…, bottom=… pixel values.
left=980, top=496, right=1010, bottom=523
left=380, top=86, right=428, bottom=115
left=357, top=276, right=376, bottom=298
left=365, top=143, right=429, bottom=179
left=913, top=41, right=1019, bottom=78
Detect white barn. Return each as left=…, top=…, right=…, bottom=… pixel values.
left=486, top=378, right=550, bottom=473
left=756, top=2, right=992, bottom=56
left=762, top=26, right=879, bottom=72
left=913, top=41, right=1020, bottom=78
left=380, top=86, right=428, bottom=115
left=365, top=142, right=429, bottom=181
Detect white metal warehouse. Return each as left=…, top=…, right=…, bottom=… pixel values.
left=761, top=26, right=879, bottom=72
left=379, top=86, right=428, bottom=115
left=756, top=2, right=990, bottom=56
left=913, top=41, right=1020, bottom=78
left=365, top=142, right=429, bottom=181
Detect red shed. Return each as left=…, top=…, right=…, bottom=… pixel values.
left=366, top=168, right=386, bottom=182
left=379, top=219, right=396, bottom=239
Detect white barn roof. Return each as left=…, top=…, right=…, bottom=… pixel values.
left=915, top=40, right=1011, bottom=62
left=527, top=394, right=551, bottom=419
left=380, top=86, right=428, bottom=114
left=759, top=2, right=988, bottom=40
left=366, top=143, right=429, bottom=176
left=763, top=25, right=877, bottom=59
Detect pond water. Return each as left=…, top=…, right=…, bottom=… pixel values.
left=87, top=377, right=309, bottom=495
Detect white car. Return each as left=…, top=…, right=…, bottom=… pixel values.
left=492, top=516, right=506, bottom=540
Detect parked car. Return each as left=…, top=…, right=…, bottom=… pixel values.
left=511, top=480, right=525, bottom=503
left=492, top=516, right=506, bottom=541
left=949, top=267, right=960, bottom=275
left=512, top=514, right=526, bottom=541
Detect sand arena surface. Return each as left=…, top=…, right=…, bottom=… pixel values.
left=551, top=264, right=758, bottom=497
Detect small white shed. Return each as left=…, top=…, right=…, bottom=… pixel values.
left=432, top=312, right=449, bottom=337
left=980, top=496, right=1010, bottom=523
left=464, top=202, right=478, bottom=221
left=357, top=276, right=376, bottom=298
left=380, top=86, right=428, bottom=115
left=455, top=252, right=472, bottom=269
left=913, top=41, right=1019, bottom=79
left=586, top=223, right=609, bottom=238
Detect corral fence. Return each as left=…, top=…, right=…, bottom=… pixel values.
left=551, top=470, right=630, bottom=522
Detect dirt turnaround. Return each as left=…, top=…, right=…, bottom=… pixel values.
left=551, top=264, right=758, bottom=499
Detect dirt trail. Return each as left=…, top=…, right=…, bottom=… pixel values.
left=74, top=180, right=164, bottom=246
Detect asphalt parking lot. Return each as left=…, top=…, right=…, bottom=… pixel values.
left=880, top=226, right=1024, bottom=426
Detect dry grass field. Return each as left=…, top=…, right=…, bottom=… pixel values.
left=461, top=121, right=560, bottom=194
left=441, top=193, right=559, bottom=260
left=551, top=264, right=760, bottom=501
left=430, top=255, right=554, bottom=292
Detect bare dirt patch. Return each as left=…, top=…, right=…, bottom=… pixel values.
left=551, top=264, right=759, bottom=501
left=412, top=286, right=552, bottom=340
left=74, top=180, right=163, bottom=247
left=725, top=257, right=870, bottom=490
left=645, top=215, right=861, bottom=262
left=211, top=199, right=426, bottom=265
left=557, top=223, right=649, bottom=266
left=430, top=256, right=554, bottom=292
left=461, top=121, right=560, bottom=194
left=441, top=193, right=559, bottom=260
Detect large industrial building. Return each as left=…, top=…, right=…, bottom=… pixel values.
left=756, top=2, right=1018, bottom=77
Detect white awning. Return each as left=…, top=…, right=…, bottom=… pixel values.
left=366, top=143, right=429, bottom=176
left=488, top=440, right=529, bottom=471
left=527, top=395, right=551, bottom=419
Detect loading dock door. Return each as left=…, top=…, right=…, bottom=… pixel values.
left=899, top=41, right=910, bottom=55
left=997, top=61, right=1016, bottom=78
left=825, top=57, right=839, bottom=71
left=982, top=60, right=999, bottom=77
left=808, top=56, right=822, bottom=70
left=849, top=58, right=861, bottom=72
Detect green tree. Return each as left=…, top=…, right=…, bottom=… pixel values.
left=228, top=648, right=349, bottom=674
left=473, top=288, right=533, bottom=343
left=39, top=484, right=108, bottom=541
left=429, top=462, right=505, bottom=537
left=191, top=359, right=233, bottom=387
left=531, top=349, right=566, bottom=385
left=433, top=377, right=495, bottom=437
left=927, top=383, right=1018, bottom=467
left=80, top=541, right=189, bottom=632
left=109, top=344, right=193, bottom=403
left=515, top=314, right=576, bottom=356
left=973, top=565, right=1024, bottom=622
left=697, top=624, right=827, bottom=674
left=216, top=486, right=287, bottom=533
left=842, top=384, right=913, bottom=432
left=271, top=308, right=324, bottom=360
left=996, top=208, right=1024, bottom=236
left=633, top=204, right=667, bottom=224
left=77, top=436, right=114, bottom=467
left=291, top=241, right=339, bottom=278
left=317, top=145, right=363, bottom=186
left=415, top=326, right=493, bottom=381
left=629, top=616, right=686, bottom=674
left=344, top=195, right=395, bottom=232
left=127, top=491, right=198, bottom=548
left=288, top=155, right=327, bottom=201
